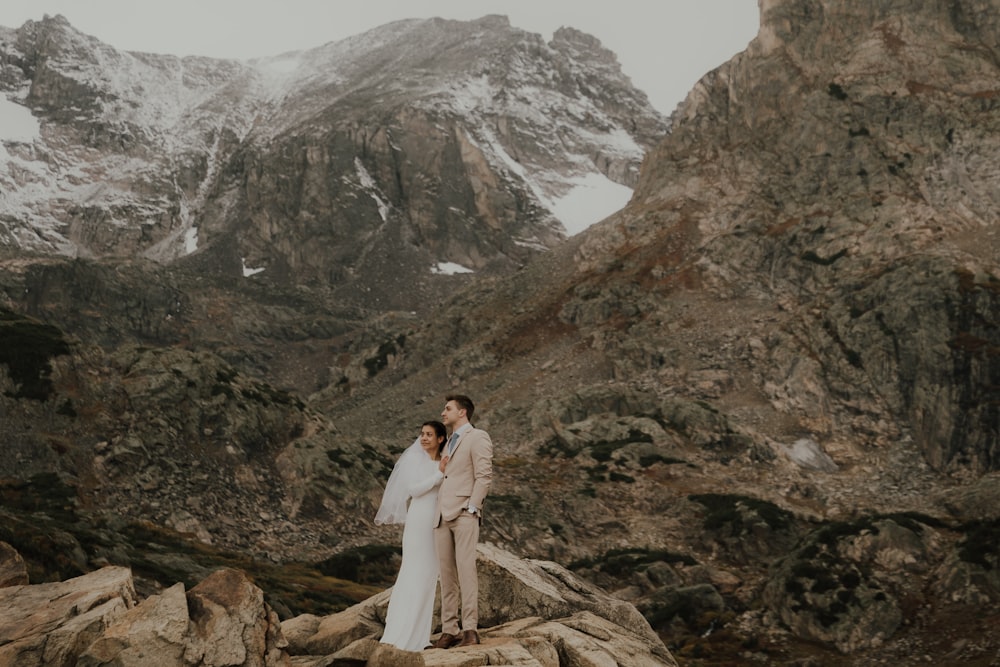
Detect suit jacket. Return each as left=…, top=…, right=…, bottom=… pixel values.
left=436, top=426, right=493, bottom=524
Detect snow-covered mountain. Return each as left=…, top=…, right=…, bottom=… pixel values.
left=0, top=14, right=667, bottom=306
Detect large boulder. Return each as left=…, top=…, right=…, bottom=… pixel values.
left=77, top=582, right=190, bottom=666
left=476, top=542, right=662, bottom=645
left=285, top=543, right=676, bottom=666
left=79, top=567, right=289, bottom=667
left=762, top=515, right=939, bottom=653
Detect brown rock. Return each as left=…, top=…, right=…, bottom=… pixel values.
left=185, top=568, right=290, bottom=667
left=78, top=582, right=190, bottom=666
left=0, top=541, right=28, bottom=588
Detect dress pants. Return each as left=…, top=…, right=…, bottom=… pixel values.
left=434, top=513, right=480, bottom=634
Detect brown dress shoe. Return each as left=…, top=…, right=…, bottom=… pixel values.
left=429, top=632, right=461, bottom=649
left=457, top=629, right=480, bottom=646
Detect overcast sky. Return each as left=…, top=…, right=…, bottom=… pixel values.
left=0, top=1, right=759, bottom=114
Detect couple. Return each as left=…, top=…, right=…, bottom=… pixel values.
left=374, top=394, right=494, bottom=651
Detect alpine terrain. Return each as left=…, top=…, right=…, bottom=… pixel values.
left=1, top=2, right=1000, bottom=666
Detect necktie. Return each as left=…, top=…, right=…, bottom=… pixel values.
left=447, top=433, right=459, bottom=455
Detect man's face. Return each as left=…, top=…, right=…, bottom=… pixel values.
left=441, top=400, right=464, bottom=427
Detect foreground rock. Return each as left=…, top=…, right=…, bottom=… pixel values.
left=0, top=565, right=136, bottom=666
left=0, top=560, right=288, bottom=667
left=0, top=542, right=676, bottom=666
left=286, top=543, right=675, bottom=666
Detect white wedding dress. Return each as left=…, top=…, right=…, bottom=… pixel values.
left=377, top=446, right=443, bottom=651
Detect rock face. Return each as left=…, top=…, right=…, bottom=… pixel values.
left=632, top=0, right=1000, bottom=476
left=0, top=542, right=676, bottom=667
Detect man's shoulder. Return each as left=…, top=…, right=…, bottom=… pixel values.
left=468, top=427, right=492, bottom=447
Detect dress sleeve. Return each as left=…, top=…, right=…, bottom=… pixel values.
left=408, top=469, right=444, bottom=498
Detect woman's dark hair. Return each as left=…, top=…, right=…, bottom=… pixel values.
left=423, top=420, right=447, bottom=457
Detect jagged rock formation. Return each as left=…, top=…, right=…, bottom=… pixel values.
left=0, top=541, right=677, bottom=666
left=628, top=0, right=1000, bottom=475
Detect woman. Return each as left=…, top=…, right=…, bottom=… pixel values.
left=374, top=420, right=447, bottom=651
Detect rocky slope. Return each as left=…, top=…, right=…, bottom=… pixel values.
left=308, top=0, right=1000, bottom=662
left=2, top=2, right=1000, bottom=665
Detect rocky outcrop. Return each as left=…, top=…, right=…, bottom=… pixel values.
left=0, top=543, right=676, bottom=666
left=284, top=543, right=675, bottom=666
left=0, top=563, right=289, bottom=667
left=79, top=568, right=289, bottom=667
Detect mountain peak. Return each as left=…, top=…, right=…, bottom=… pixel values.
left=0, top=13, right=666, bottom=305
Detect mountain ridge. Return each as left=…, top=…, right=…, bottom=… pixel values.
left=0, top=13, right=666, bottom=302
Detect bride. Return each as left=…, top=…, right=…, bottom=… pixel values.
left=374, top=420, right=447, bottom=651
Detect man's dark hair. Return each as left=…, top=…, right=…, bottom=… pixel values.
left=446, top=394, right=475, bottom=421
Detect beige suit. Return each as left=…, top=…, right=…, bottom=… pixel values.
left=434, top=426, right=493, bottom=634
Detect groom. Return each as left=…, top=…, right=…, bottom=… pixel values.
left=431, top=394, right=494, bottom=649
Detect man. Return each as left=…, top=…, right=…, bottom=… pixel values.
left=430, top=394, right=493, bottom=649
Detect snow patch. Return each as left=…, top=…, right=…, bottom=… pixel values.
left=184, top=227, right=199, bottom=254
left=432, top=262, right=474, bottom=275
left=474, top=121, right=633, bottom=235
left=514, top=237, right=551, bottom=251
left=780, top=438, right=838, bottom=473
left=242, top=257, right=265, bottom=277
left=436, top=75, right=641, bottom=237
left=604, top=127, right=643, bottom=155
left=0, top=97, right=41, bottom=145
left=551, top=172, right=633, bottom=235
left=354, top=157, right=390, bottom=221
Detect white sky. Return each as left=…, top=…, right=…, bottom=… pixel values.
left=0, top=1, right=759, bottom=114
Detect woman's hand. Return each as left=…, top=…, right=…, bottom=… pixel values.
left=439, top=455, right=449, bottom=473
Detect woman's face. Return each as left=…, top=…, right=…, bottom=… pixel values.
left=420, top=425, right=442, bottom=457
